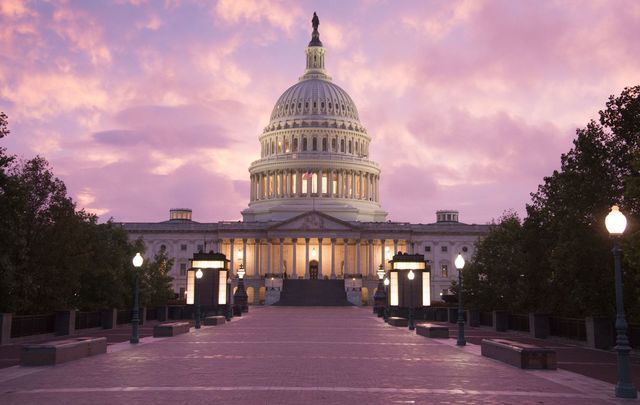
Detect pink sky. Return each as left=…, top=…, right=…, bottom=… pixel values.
left=1, top=0, right=639, bottom=225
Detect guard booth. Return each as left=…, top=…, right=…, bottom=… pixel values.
left=387, top=252, right=431, bottom=322
left=186, top=252, right=230, bottom=316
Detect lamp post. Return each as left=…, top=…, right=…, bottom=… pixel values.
left=407, top=270, right=415, bottom=330
left=455, top=253, right=466, bottom=346
left=194, top=269, right=203, bottom=329
left=373, top=264, right=386, bottom=316
left=234, top=263, right=248, bottom=315
left=225, top=276, right=232, bottom=321
left=130, top=252, right=143, bottom=344
left=383, top=276, right=390, bottom=322
left=605, top=205, right=637, bottom=399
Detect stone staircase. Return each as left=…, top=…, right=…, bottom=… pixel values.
left=274, top=279, right=352, bottom=306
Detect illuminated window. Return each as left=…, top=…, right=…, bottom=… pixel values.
left=285, top=139, right=290, bottom=153
left=332, top=174, right=337, bottom=194
left=441, top=264, right=448, bottom=278
left=302, top=178, right=307, bottom=194
left=311, top=173, right=318, bottom=193
left=321, top=173, right=327, bottom=194
left=292, top=173, right=297, bottom=194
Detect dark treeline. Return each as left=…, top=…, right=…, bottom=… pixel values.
left=0, top=112, right=173, bottom=314
left=462, top=86, right=640, bottom=320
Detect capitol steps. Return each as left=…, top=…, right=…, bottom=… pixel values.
left=274, top=279, right=352, bottom=306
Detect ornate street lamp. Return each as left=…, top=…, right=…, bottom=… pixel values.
left=407, top=269, right=415, bottom=330
left=195, top=269, right=203, bottom=329
left=373, top=264, right=386, bottom=316
left=455, top=253, right=466, bottom=346
left=234, top=263, right=249, bottom=315
left=130, top=252, right=143, bottom=344
left=605, top=205, right=637, bottom=399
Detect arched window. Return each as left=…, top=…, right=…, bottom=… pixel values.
left=271, top=142, right=275, bottom=154
left=322, top=138, right=327, bottom=151
left=302, top=137, right=308, bottom=151
left=331, top=138, right=336, bottom=151
left=292, top=138, right=298, bottom=152
left=340, top=139, right=345, bottom=152
left=348, top=140, right=352, bottom=154
left=312, top=137, right=317, bottom=151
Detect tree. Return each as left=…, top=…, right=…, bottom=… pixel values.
left=139, top=247, right=175, bottom=308
left=463, top=212, right=526, bottom=312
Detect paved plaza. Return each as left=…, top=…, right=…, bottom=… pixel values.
left=0, top=307, right=637, bottom=404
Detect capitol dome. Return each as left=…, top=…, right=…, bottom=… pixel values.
left=242, top=13, right=387, bottom=223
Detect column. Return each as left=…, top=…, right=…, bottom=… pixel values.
left=376, top=175, right=380, bottom=202
left=380, top=239, right=385, bottom=270
left=250, top=175, right=254, bottom=201
left=267, top=239, right=272, bottom=275
left=292, top=238, right=298, bottom=278
left=329, top=169, right=334, bottom=198
left=393, top=239, right=398, bottom=255
left=305, top=238, right=310, bottom=279
left=306, top=171, right=311, bottom=197
left=343, top=239, right=349, bottom=276
left=331, top=238, right=336, bottom=279
left=337, top=170, right=343, bottom=198
left=359, top=172, right=364, bottom=199
left=285, top=170, right=290, bottom=197
left=229, top=239, right=235, bottom=277
left=356, top=239, right=361, bottom=276
left=368, top=239, right=374, bottom=277
left=279, top=171, right=284, bottom=197
left=242, top=238, right=247, bottom=271
left=351, top=171, right=356, bottom=198
left=216, top=239, right=222, bottom=253
left=254, top=239, right=260, bottom=276
left=318, top=238, right=323, bottom=279
left=279, top=238, right=285, bottom=277
left=296, top=169, right=302, bottom=197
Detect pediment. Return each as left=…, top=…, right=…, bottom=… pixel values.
left=269, top=211, right=356, bottom=232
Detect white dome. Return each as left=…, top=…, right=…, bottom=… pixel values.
left=270, top=78, right=360, bottom=124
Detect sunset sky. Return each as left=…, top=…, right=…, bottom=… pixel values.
left=1, top=0, right=639, bottom=224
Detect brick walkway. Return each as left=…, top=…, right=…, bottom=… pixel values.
left=0, top=307, right=636, bottom=404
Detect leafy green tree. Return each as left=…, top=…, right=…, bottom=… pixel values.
left=138, top=247, right=175, bottom=308
left=463, top=212, right=526, bottom=312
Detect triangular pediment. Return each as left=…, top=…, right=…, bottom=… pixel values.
left=268, top=211, right=357, bottom=231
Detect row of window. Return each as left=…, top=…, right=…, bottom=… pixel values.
left=424, top=245, right=468, bottom=253
left=273, top=99, right=356, bottom=120
left=261, top=135, right=368, bottom=157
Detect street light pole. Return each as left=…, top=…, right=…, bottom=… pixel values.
left=408, top=270, right=415, bottom=330
left=606, top=205, right=637, bottom=399
left=383, top=277, right=390, bottom=322
left=130, top=253, right=143, bottom=344
left=455, top=253, right=466, bottom=346
left=195, top=269, right=203, bottom=329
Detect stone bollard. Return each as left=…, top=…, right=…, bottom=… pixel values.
left=467, top=309, right=480, bottom=327
left=585, top=317, right=614, bottom=349
left=55, top=310, right=76, bottom=336
left=493, top=310, right=508, bottom=332
left=0, top=313, right=11, bottom=345
left=101, top=309, right=117, bottom=329
left=529, top=313, right=550, bottom=339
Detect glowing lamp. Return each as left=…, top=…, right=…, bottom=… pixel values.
left=238, top=263, right=246, bottom=279
left=606, top=205, right=627, bottom=236
left=408, top=270, right=415, bottom=280
left=195, top=269, right=203, bottom=279
left=455, top=254, right=465, bottom=270
left=132, top=253, right=143, bottom=268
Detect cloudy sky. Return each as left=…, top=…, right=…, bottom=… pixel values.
left=1, top=0, right=639, bottom=224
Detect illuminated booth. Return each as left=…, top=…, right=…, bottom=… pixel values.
left=186, top=252, right=230, bottom=316
left=387, top=252, right=431, bottom=329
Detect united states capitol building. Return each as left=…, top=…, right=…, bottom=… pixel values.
left=123, top=14, right=489, bottom=305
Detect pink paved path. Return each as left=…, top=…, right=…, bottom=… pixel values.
left=0, top=307, right=634, bottom=404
